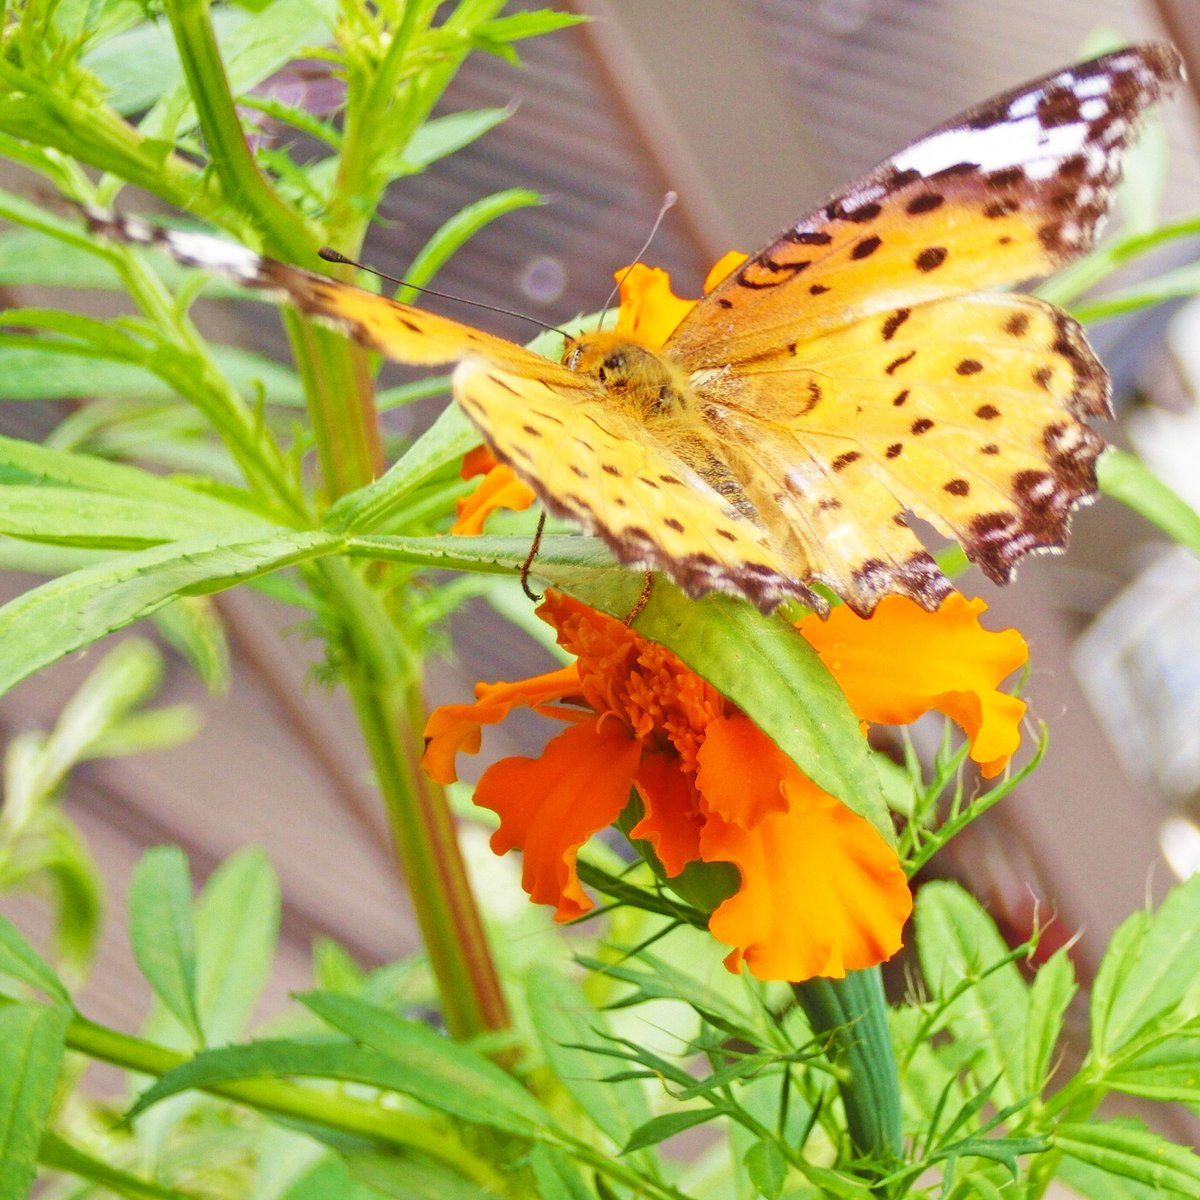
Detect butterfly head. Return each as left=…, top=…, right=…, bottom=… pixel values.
left=562, top=330, right=691, bottom=421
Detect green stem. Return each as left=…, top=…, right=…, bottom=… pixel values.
left=60, top=1011, right=506, bottom=1190
left=165, top=0, right=382, bottom=499
left=320, top=560, right=510, bottom=1040
left=162, top=0, right=312, bottom=260
left=793, top=969, right=902, bottom=1171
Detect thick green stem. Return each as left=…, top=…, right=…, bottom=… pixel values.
left=321, top=561, right=510, bottom=1040
left=793, top=969, right=902, bottom=1170
left=60, top=1011, right=505, bottom=1188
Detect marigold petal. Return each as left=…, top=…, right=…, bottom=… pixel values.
left=460, top=444, right=499, bottom=480
left=798, top=593, right=1028, bottom=778
left=694, top=715, right=795, bottom=827
left=631, top=751, right=704, bottom=875
left=452, top=461, right=538, bottom=536
left=701, top=776, right=912, bottom=981
left=421, top=664, right=582, bottom=784
left=702, top=250, right=749, bottom=293
left=475, top=719, right=641, bottom=920
left=613, top=264, right=698, bottom=350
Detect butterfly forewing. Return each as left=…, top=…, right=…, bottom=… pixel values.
left=659, top=43, right=1180, bottom=611
left=668, top=43, right=1183, bottom=364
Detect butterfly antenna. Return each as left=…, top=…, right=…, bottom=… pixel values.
left=598, top=191, right=677, bottom=331
left=317, top=247, right=568, bottom=338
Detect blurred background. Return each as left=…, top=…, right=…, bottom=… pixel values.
left=1, top=0, right=1198, bottom=1136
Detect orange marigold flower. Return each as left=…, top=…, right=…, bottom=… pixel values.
left=451, top=254, right=748, bottom=532
left=423, top=588, right=1026, bottom=981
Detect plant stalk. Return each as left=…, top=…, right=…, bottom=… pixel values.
left=793, top=968, right=902, bottom=1171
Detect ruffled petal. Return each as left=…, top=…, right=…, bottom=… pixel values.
left=631, top=751, right=704, bottom=875
left=798, top=594, right=1027, bottom=778
left=421, top=664, right=583, bottom=784
left=452, top=461, right=537, bottom=535
left=701, top=775, right=912, bottom=981
left=694, top=715, right=795, bottom=827
left=475, top=719, right=641, bottom=920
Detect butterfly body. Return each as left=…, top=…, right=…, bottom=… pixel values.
left=85, top=43, right=1184, bottom=615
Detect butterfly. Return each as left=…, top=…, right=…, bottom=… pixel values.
left=85, top=43, right=1182, bottom=616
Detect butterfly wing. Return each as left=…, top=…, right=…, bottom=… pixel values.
left=453, top=359, right=809, bottom=610
left=84, top=209, right=807, bottom=609
left=662, top=43, right=1180, bottom=612
left=668, top=44, right=1182, bottom=363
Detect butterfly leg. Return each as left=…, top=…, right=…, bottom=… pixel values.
left=520, top=510, right=547, bottom=602
left=623, top=571, right=654, bottom=626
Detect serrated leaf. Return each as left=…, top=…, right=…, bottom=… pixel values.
left=0, top=916, right=70, bottom=1003
left=0, top=484, right=270, bottom=548
left=126, top=1034, right=551, bottom=1138
left=296, top=991, right=554, bottom=1135
left=524, top=965, right=653, bottom=1151
left=1099, top=450, right=1200, bottom=557
left=1102, top=1031, right=1200, bottom=1102
left=1024, top=947, right=1076, bottom=1095
left=0, top=529, right=345, bottom=697
left=1056, top=1120, right=1200, bottom=1193
left=914, top=882, right=1028, bottom=1108
left=1091, top=873, right=1200, bottom=1056
left=0, top=1003, right=70, bottom=1200
left=129, top=847, right=203, bottom=1044
left=745, top=1138, right=788, bottom=1199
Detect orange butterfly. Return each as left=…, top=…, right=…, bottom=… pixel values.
left=86, top=43, right=1182, bottom=615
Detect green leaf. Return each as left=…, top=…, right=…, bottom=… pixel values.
left=476, top=10, right=587, bottom=46
left=527, top=1145, right=594, bottom=1200
left=623, top=1108, right=718, bottom=1153
left=1058, top=1144, right=1178, bottom=1199
left=0, top=528, right=345, bottom=697
left=0, top=916, right=70, bottom=1004
left=1023, top=947, right=1076, bottom=1096
left=296, top=990, right=554, bottom=1136
left=128, top=847, right=203, bottom=1045
left=396, top=188, right=542, bottom=301
left=193, top=848, right=280, bottom=1044
left=277, top=1153, right=392, bottom=1200
left=392, top=107, right=514, bottom=175
left=1091, top=873, right=1200, bottom=1056
left=0, top=433, right=259, bottom=516
left=152, top=597, right=230, bottom=693
left=0, top=339, right=305, bottom=405
left=1102, top=1031, right=1200, bottom=1102
left=1099, top=449, right=1200, bottom=556
left=745, top=1138, right=788, bottom=1199
left=524, top=965, right=653, bottom=1151
left=914, top=882, right=1028, bottom=1108
left=327, top=402, right=477, bottom=533
left=125, top=1034, right=551, bottom=1138
left=38, top=1132, right=196, bottom=1199
left=1056, top=1120, right=1200, bottom=1194
left=0, top=483, right=270, bottom=548
left=0, top=1003, right=70, bottom=1200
